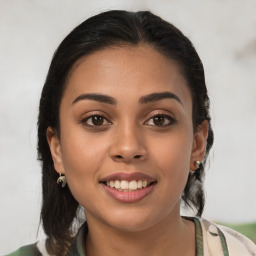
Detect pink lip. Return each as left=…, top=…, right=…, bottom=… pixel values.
left=102, top=183, right=156, bottom=203
left=100, top=172, right=156, bottom=183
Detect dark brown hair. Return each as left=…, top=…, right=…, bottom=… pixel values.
left=38, top=10, right=214, bottom=255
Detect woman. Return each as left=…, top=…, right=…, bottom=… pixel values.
left=6, top=10, right=256, bottom=256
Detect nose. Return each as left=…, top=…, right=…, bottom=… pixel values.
left=109, top=124, right=148, bottom=163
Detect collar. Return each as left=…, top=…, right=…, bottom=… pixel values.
left=65, top=217, right=219, bottom=256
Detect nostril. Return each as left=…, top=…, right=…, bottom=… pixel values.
left=116, top=155, right=123, bottom=159
left=134, top=155, right=142, bottom=159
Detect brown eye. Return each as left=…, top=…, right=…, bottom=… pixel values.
left=82, top=115, right=110, bottom=127
left=91, top=116, right=104, bottom=126
left=153, top=116, right=165, bottom=126
left=145, top=114, right=175, bottom=127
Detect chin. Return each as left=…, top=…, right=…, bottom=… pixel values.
left=101, top=208, right=162, bottom=233
left=110, top=219, right=153, bottom=233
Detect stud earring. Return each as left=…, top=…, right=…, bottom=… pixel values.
left=194, top=160, right=202, bottom=180
left=195, top=160, right=201, bottom=167
left=57, top=174, right=66, bottom=188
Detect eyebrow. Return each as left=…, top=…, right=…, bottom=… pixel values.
left=72, top=91, right=183, bottom=106
left=72, top=93, right=117, bottom=105
left=139, top=91, right=183, bottom=105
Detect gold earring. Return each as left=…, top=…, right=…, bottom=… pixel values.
left=57, top=174, right=66, bottom=188
left=195, top=160, right=201, bottom=167
left=194, top=160, right=202, bottom=180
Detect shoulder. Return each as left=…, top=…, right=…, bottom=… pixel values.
left=3, top=222, right=88, bottom=256
left=199, top=218, right=256, bottom=256
left=3, top=240, right=48, bottom=256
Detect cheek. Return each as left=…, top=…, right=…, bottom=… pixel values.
left=152, top=129, right=193, bottom=168
left=61, top=124, right=107, bottom=163
left=151, top=129, right=193, bottom=189
left=59, top=137, right=107, bottom=209
left=59, top=129, right=108, bottom=189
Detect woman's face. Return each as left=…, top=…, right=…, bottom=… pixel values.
left=48, top=44, right=207, bottom=231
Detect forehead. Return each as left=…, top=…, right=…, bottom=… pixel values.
left=63, top=44, right=192, bottom=108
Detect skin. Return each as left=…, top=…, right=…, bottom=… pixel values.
left=47, top=44, right=208, bottom=256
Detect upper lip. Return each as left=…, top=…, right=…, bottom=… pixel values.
left=100, top=172, right=157, bottom=183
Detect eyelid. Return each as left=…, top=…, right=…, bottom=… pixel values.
left=144, top=109, right=175, bottom=120
left=144, top=111, right=176, bottom=126
left=80, top=110, right=111, bottom=120
left=80, top=111, right=112, bottom=127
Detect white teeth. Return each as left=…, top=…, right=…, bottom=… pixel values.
left=142, top=180, right=148, bottom=188
left=129, top=180, right=137, bottom=190
left=105, top=179, right=151, bottom=191
left=110, top=181, right=115, bottom=188
left=114, top=180, right=120, bottom=189
left=120, top=180, right=129, bottom=190
left=137, top=180, right=142, bottom=189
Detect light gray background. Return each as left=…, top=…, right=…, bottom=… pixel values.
left=0, top=0, right=255, bottom=254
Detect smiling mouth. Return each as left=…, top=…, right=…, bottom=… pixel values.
left=101, top=180, right=157, bottom=192
left=100, top=172, right=157, bottom=202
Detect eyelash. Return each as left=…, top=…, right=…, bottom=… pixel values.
left=144, top=114, right=176, bottom=127
left=80, top=113, right=176, bottom=128
left=80, top=114, right=111, bottom=127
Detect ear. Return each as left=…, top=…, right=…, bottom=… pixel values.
left=190, top=120, right=209, bottom=170
left=46, top=127, right=65, bottom=175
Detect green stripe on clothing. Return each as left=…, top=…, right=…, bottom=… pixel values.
left=193, top=217, right=204, bottom=256
left=217, top=227, right=229, bottom=256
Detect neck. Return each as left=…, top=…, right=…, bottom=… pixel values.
left=85, top=212, right=195, bottom=256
